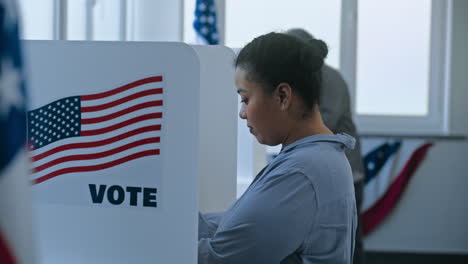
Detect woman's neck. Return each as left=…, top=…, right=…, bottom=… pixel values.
left=281, top=107, right=333, bottom=147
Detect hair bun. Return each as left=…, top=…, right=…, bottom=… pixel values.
left=304, top=39, right=328, bottom=72
left=309, top=39, right=328, bottom=60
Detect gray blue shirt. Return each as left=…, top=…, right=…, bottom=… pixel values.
left=198, top=134, right=357, bottom=264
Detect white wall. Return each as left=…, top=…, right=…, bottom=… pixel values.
left=364, top=0, right=468, bottom=253
left=364, top=141, right=468, bottom=253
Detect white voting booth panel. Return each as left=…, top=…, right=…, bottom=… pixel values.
left=24, top=41, right=200, bottom=264
left=192, top=45, right=237, bottom=213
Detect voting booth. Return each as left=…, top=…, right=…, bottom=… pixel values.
left=24, top=41, right=237, bottom=264
left=192, top=45, right=237, bottom=213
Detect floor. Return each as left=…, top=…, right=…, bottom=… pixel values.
left=365, top=251, right=468, bottom=264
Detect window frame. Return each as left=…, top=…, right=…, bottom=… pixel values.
left=341, top=0, right=453, bottom=136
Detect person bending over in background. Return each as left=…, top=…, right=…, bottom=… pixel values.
left=286, top=28, right=366, bottom=264
left=198, top=32, right=357, bottom=264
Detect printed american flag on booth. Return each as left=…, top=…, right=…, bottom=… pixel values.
left=27, top=76, right=164, bottom=184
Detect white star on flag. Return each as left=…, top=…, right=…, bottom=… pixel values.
left=198, top=2, right=206, bottom=11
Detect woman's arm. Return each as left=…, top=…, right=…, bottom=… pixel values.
left=198, top=172, right=317, bottom=264
left=199, top=211, right=225, bottom=239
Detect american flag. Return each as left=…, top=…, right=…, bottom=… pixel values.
left=27, top=76, right=164, bottom=185
left=193, top=0, right=219, bottom=45
left=1, top=0, right=36, bottom=263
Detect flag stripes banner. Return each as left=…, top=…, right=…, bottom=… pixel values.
left=362, top=143, right=433, bottom=235
left=361, top=139, right=433, bottom=235
left=27, top=76, right=164, bottom=184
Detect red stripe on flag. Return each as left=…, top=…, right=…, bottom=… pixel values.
left=34, top=149, right=160, bottom=184
left=33, top=137, right=160, bottom=173
left=362, top=143, right=433, bottom=235
left=0, top=232, right=16, bottom=264
left=32, top=125, right=161, bottom=162
left=81, top=88, right=163, bottom=112
left=81, top=101, right=163, bottom=124
left=81, top=113, right=162, bottom=136
left=81, top=76, right=163, bottom=101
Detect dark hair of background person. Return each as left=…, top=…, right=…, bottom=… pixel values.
left=235, top=32, right=328, bottom=113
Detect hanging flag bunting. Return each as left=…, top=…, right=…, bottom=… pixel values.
left=361, top=139, right=433, bottom=235
left=363, top=141, right=401, bottom=184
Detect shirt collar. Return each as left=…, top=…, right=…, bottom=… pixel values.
left=280, top=133, right=356, bottom=154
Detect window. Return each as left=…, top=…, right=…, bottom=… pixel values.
left=19, top=0, right=123, bottom=41
left=91, top=0, right=124, bottom=41
left=18, top=0, right=54, bottom=40
left=19, top=0, right=182, bottom=41
left=126, top=0, right=182, bottom=41
left=66, top=0, right=124, bottom=41
left=350, top=0, right=452, bottom=135
left=357, top=0, right=431, bottom=116
left=225, top=0, right=342, bottom=68
left=66, top=0, right=87, bottom=40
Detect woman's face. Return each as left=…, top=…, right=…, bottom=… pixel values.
left=235, top=68, right=285, bottom=146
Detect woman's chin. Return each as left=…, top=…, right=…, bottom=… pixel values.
left=254, top=136, right=265, bottom=145
left=255, top=137, right=271, bottom=146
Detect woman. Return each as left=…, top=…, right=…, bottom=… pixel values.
left=198, top=32, right=357, bottom=264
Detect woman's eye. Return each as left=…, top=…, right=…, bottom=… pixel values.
left=240, top=98, right=248, bottom=104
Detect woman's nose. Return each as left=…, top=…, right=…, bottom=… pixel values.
left=239, top=105, right=247, bottom=119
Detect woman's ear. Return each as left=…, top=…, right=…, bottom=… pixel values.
left=275, top=83, right=293, bottom=110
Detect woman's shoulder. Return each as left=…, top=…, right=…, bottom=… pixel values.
left=277, top=138, right=354, bottom=186
left=260, top=134, right=354, bottom=185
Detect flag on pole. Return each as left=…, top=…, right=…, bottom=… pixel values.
left=27, top=76, right=164, bottom=185
left=361, top=139, right=433, bottom=235
left=193, top=0, right=219, bottom=45
left=0, top=0, right=37, bottom=263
